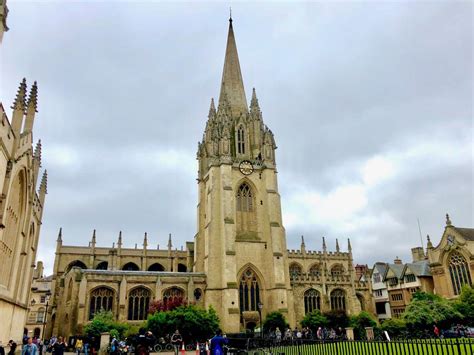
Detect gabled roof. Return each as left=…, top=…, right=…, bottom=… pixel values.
left=371, top=262, right=388, bottom=277
left=403, top=260, right=431, bottom=278
left=383, top=263, right=404, bottom=280
left=453, top=227, right=474, bottom=241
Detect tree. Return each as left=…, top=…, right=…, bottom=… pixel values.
left=454, top=285, right=474, bottom=326
left=263, top=312, right=288, bottom=334
left=403, top=292, right=462, bottom=334
left=148, top=297, right=189, bottom=314
left=84, top=311, right=130, bottom=340
left=300, top=310, right=328, bottom=333
left=380, top=318, right=407, bottom=339
left=349, top=311, right=377, bottom=339
left=323, top=310, right=349, bottom=329
left=147, top=305, right=219, bottom=342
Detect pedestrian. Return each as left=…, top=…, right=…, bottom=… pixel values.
left=433, top=325, right=440, bottom=338
left=75, top=338, right=83, bottom=355
left=317, top=327, right=322, bottom=340
left=52, top=337, right=66, bottom=355
left=170, top=330, right=182, bottom=355
left=275, top=327, right=281, bottom=344
left=209, top=329, right=228, bottom=355
left=21, top=338, right=37, bottom=355
left=7, top=340, right=17, bottom=355
left=1, top=343, right=5, bottom=355
left=37, top=339, right=43, bottom=355
left=83, top=338, right=89, bottom=355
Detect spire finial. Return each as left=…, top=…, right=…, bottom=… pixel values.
left=446, top=213, right=452, bottom=226
left=322, top=237, right=327, bottom=252
left=118, top=231, right=122, bottom=246
left=34, top=140, right=42, bottom=161
left=336, top=238, right=340, bottom=253
left=39, top=170, right=48, bottom=194
left=427, top=234, right=433, bottom=248
left=26, top=81, right=38, bottom=113
left=348, top=238, right=352, bottom=252
left=301, top=235, right=305, bottom=246
left=11, top=78, right=27, bottom=112
left=92, top=229, right=96, bottom=243
left=229, top=7, right=232, bottom=22
left=208, top=98, right=216, bottom=119
left=168, top=233, right=172, bottom=250
left=57, top=227, right=63, bottom=242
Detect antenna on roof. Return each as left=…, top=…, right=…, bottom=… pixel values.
left=417, top=218, right=424, bottom=250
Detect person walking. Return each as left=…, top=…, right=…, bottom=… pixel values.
left=21, top=338, right=37, bottom=355
left=209, top=329, right=228, bottom=355
left=170, top=330, right=182, bottom=355
left=75, top=338, right=83, bottom=355
left=52, top=337, right=66, bottom=355
left=7, top=340, right=17, bottom=355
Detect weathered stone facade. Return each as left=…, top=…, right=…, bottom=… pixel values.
left=0, top=80, right=47, bottom=344
left=48, top=18, right=373, bottom=337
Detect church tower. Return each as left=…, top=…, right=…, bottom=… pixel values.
left=195, top=17, right=294, bottom=332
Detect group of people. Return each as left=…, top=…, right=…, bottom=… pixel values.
left=267, top=326, right=345, bottom=343
left=0, top=336, right=68, bottom=355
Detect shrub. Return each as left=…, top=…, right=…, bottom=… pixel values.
left=380, top=318, right=407, bottom=339
left=454, top=285, right=474, bottom=326
left=263, top=312, right=288, bottom=334
left=349, top=311, right=377, bottom=339
left=300, top=310, right=328, bottom=333
left=323, top=310, right=349, bottom=329
left=84, top=311, right=130, bottom=340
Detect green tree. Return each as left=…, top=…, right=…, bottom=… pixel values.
left=403, top=292, right=462, bottom=334
left=454, top=285, right=474, bottom=326
left=323, top=310, right=349, bottom=329
left=380, top=318, right=407, bottom=339
left=300, top=310, right=328, bottom=333
left=84, top=311, right=130, bottom=340
left=147, top=305, right=219, bottom=342
left=349, top=311, right=377, bottom=339
left=263, top=312, right=288, bottom=334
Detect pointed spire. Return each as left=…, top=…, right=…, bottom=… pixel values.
left=168, top=233, right=172, bottom=250
left=91, top=229, right=97, bottom=246
left=34, top=140, right=42, bottom=161
left=218, top=17, right=247, bottom=116
left=57, top=227, right=63, bottom=242
left=39, top=170, right=47, bottom=204
left=322, top=237, right=327, bottom=252
left=446, top=213, right=452, bottom=226
left=208, top=98, right=216, bottom=119
left=11, top=78, right=27, bottom=112
left=336, top=238, right=340, bottom=253
left=300, top=235, right=306, bottom=253
left=143, top=232, right=148, bottom=248
left=26, top=81, right=38, bottom=112
left=250, top=88, right=260, bottom=111
left=118, top=231, right=122, bottom=247
left=301, top=235, right=305, bottom=247
left=348, top=238, right=352, bottom=252
left=427, top=234, right=433, bottom=249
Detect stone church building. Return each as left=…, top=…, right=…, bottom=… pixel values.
left=49, top=18, right=373, bottom=337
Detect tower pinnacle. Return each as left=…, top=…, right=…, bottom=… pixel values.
left=219, top=17, right=247, bottom=116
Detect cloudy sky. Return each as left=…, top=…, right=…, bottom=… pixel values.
left=1, top=1, right=472, bottom=275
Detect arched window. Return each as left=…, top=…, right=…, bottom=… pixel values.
left=128, top=287, right=151, bottom=321
left=89, top=287, right=114, bottom=320
left=122, top=262, right=140, bottom=271
left=65, top=260, right=87, bottom=273
left=309, top=264, right=321, bottom=277
left=449, top=252, right=472, bottom=295
left=36, top=307, right=45, bottom=323
left=237, top=126, right=246, bottom=155
left=289, top=264, right=302, bottom=279
left=239, top=268, right=261, bottom=312
left=96, top=261, right=108, bottom=270
left=163, top=287, right=184, bottom=306
left=330, top=289, right=346, bottom=311
left=148, top=263, right=165, bottom=272
left=237, top=183, right=253, bottom=212
left=194, top=288, right=202, bottom=301
left=331, top=265, right=344, bottom=277
left=304, top=289, right=321, bottom=314
left=177, top=264, right=187, bottom=272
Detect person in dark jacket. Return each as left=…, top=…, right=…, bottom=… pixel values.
left=210, top=329, right=228, bottom=355
left=7, top=341, right=17, bottom=355
left=52, top=337, right=66, bottom=355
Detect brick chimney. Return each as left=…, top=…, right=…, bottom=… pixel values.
left=411, top=247, right=426, bottom=262
left=394, top=256, right=402, bottom=265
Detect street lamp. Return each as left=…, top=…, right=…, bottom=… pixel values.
left=42, top=292, right=52, bottom=340
left=257, top=302, right=263, bottom=339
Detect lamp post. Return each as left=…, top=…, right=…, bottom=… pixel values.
left=42, top=292, right=51, bottom=340
left=257, top=302, right=263, bottom=339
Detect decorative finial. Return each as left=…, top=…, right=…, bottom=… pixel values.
left=118, top=231, right=122, bottom=246
left=336, top=238, right=340, bottom=253
left=301, top=235, right=305, bottom=246
left=57, top=227, right=63, bottom=242
left=229, top=7, right=232, bottom=22
left=34, top=140, right=42, bottom=161
left=322, top=237, right=327, bottom=252
left=208, top=98, right=216, bottom=118
left=446, top=213, right=452, bottom=226
left=347, top=238, right=352, bottom=252
left=39, top=170, right=48, bottom=194
left=11, top=78, right=27, bottom=112
left=92, top=229, right=96, bottom=242
left=427, top=234, right=433, bottom=248
left=26, top=81, right=38, bottom=113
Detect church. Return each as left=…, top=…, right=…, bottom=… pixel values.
left=48, top=18, right=373, bottom=337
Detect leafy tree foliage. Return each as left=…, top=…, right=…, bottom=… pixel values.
left=323, top=310, right=349, bottom=329
left=402, top=292, right=462, bottom=333
left=263, top=311, right=288, bottom=334
left=148, top=297, right=190, bottom=313
left=349, top=311, right=377, bottom=339
left=454, top=285, right=474, bottom=326
left=380, top=318, right=407, bottom=339
left=300, top=310, right=328, bottom=333
left=147, top=305, right=219, bottom=342
left=84, top=311, right=130, bottom=340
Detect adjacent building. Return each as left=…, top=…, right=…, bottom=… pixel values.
left=371, top=262, right=391, bottom=321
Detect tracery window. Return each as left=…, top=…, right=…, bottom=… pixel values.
left=289, top=264, right=302, bottom=279
left=89, top=287, right=114, bottom=320
left=163, top=287, right=184, bottom=306
left=236, top=183, right=253, bottom=212
left=304, top=289, right=321, bottom=314
left=128, top=287, right=151, bottom=321
left=239, top=268, right=260, bottom=312
left=331, top=265, right=344, bottom=277
left=449, top=252, right=472, bottom=295
left=237, top=126, right=246, bottom=155
left=309, top=264, right=321, bottom=277
left=330, top=289, right=346, bottom=311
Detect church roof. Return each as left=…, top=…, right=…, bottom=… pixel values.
left=404, top=260, right=431, bottom=277
left=453, top=227, right=474, bottom=241
left=219, top=17, right=248, bottom=116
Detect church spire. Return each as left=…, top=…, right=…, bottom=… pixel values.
left=218, top=16, right=247, bottom=117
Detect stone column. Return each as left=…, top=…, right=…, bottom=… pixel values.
left=365, top=327, right=374, bottom=341
left=345, top=327, right=354, bottom=341
left=99, top=333, right=110, bottom=354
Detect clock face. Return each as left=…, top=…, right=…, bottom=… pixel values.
left=239, top=160, right=254, bottom=175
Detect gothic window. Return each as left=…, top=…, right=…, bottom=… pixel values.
left=122, top=262, right=140, bottom=271
left=127, top=287, right=151, bottom=321
left=237, top=183, right=253, bottom=212
left=237, top=126, right=246, bottom=155
left=96, top=261, right=108, bottom=270
left=148, top=263, right=165, bottom=272
left=330, top=289, right=346, bottom=311
left=163, top=287, right=184, bottom=306
left=236, top=183, right=256, bottom=234
left=89, top=287, right=114, bottom=320
left=449, top=252, right=472, bottom=295
left=304, top=289, right=321, bottom=314
left=36, top=307, right=45, bottom=323
left=177, top=263, right=187, bottom=272
left=309, top=264, right=321, bottom=277
left=331, top=265, right=344, bottom=277
left=65, top=260, right=87, bottom=273
left=239, top=268, right=261, bottom=312
left=289, top=264, right=302, bottom=279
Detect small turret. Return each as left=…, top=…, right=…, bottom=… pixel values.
left=208, top=98, right=216, bottom=120
left=117, top=231, right=122, bottom=250
left=56, top=227, right=63, bottom=251
left=300, top=235, right=306, bottom=254
left=143, top=232, right=148, bottom=249
left=446, top=213, right=452, bottom=226
left=336, top=238, right=340, bottom=253
left=322, top=237, right=327, bottom=253
left=10, top=78, right=27, bottom=136
left=426, top=234, right=433, bottom=249
left=39, top=170, right=47, bottom=205
left=24, top=81, right=38, bottom=133
left=91, top=229, right=97, bottom=249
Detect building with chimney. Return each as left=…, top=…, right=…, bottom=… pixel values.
left=48, top=17, right=373, bottom=336
left=0, top=80, right=47, bottom=344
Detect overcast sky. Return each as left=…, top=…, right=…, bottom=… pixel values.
left=1, top=1, right=472, bottom=275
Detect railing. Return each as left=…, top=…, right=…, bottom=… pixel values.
left=225, top=338, right=474, bottom=355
